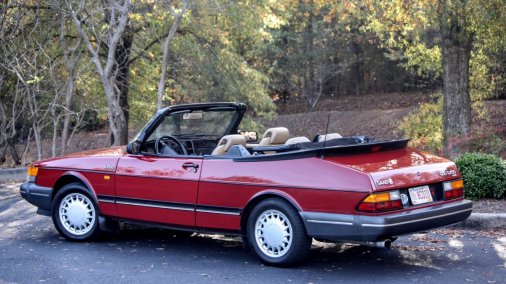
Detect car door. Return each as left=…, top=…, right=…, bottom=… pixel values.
left=114, top=154, right=202, bottom=227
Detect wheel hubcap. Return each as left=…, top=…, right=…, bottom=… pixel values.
left=255, top=209, right=293, bottom=258
left=59, top=193, right=95, bottom=236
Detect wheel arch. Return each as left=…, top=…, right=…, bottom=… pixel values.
left=51, top=171, right=98, bottom=204
left=240, top=190, right=302, bottom=234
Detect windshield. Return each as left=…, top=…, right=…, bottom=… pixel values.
left=148, top=109, right=236, bottom=140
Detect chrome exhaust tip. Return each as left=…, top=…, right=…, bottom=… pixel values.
left=358, top=239, right=392, bottom=249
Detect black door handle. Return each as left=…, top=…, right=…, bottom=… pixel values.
left=182, top=162, right=199, bottom=172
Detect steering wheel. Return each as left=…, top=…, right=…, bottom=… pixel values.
left=155, top=135, right=188, bottom=155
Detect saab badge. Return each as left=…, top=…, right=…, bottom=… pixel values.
left=376, top=178, right=393, bottom=186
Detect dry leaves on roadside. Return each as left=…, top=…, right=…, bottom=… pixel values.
left=409, top=233, right=448, bottom=244
left=396, top=245, right=447, bottom=252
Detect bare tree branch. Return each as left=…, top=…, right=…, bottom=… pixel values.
left=66, top=0, right=132, bottom=145
left=156, top=0, right=190, bottom=110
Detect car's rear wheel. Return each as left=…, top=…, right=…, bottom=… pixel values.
left=247, top=198, right=311, bottom=266
left=52, top=183, right=103, bottom=241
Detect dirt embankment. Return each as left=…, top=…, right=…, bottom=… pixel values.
left=276, top=92, right=435, bottom=114
left=261, top=92, right=434, bottom=139
left=261, top=93, right=506, bottom=148
left=260, top=108, right=411, bottom=140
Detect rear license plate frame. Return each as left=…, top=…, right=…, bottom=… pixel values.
left=408, top=185, right=433, bottom=205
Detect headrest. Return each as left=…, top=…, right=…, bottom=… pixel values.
left=318, top=133, right=343, bottom=142
left=285, top=136, right=310, bottom=145
left=218, top=134, right=246, bottom=151
left=261, top=127, right=289, bottom=145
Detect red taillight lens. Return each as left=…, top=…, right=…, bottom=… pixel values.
left=357, top=190, right=403, bottom=213
left=358, top=202, right=375, bottom=211
left=445, top=188, right=464, bottom=199
left=443, top=179, right=464, bottom=200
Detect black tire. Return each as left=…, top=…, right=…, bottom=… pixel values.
left=51, top=182, right=103, bottom=241
left=247, top=198, right=311, bottom=267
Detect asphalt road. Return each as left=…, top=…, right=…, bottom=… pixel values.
left=1, top=182, right=505, bottom=284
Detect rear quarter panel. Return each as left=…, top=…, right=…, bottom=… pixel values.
left=197, top=157, right=373, bottom=230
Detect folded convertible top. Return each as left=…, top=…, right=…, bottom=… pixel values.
left=239, top=138, right=410, bottom=162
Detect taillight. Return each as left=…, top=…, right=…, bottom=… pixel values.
left=443, top=179, right=464, bottom=200
left=27, top=165, right=39, bottom=182
left=357, top=190, right=403, bottom=213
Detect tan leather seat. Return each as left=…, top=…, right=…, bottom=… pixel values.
left=259, top=127, right=290, bottom=146
left=285, top=136, right=310, bottom=145
left=211, top=135, right=247, bottom=155
left=317, top=133, right=342, bottom=142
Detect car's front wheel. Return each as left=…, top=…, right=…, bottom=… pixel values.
left=247, top=198, right=311, bottom=266
left=52, top=183, right=102, bottom=241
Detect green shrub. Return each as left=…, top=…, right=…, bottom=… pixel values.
left=455, top=153, right=506, bottom=200
left=398, top=94, right=443, bottom=154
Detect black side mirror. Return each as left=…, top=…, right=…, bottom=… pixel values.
left=126, top=141, right=141, bottom=154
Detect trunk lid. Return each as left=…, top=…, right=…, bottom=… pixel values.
left=325, top=147, right=460, bottom=191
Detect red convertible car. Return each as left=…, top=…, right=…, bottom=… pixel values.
left=20, top=102, right=472, bottom=266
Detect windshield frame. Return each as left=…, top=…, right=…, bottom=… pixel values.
left=132, top=102, right=247, bottom=149
left=147, top=109, right=238, bottom=141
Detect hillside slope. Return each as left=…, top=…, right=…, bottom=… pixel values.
left=261, top=92, right=432, bottom=140
left=261, top=93, right=506, bottom=154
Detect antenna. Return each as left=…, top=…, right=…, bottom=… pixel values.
left=321, top=111, right=331, bottom=159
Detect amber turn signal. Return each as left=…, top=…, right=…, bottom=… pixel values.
left=357, top=190, right=403, bottom=213
left=27, top=166, right=39, bottom=182
left=451, top=179, right=463, bottom=189
left=443, top=179, right=464, bottom=200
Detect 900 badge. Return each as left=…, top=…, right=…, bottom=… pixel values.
left=439, top=169, right=457, bottom=177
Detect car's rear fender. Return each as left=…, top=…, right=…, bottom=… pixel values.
left=240, top=189, right=302, bottom=234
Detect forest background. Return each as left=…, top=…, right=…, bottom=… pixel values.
left=0, top=0, right=505, bottom=166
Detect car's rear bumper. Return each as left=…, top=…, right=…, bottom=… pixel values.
left=300, top=199, right=472, bottom=242
left=20, top=182, right=52, bottom=215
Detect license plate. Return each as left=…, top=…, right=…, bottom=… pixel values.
left=408, top=185, right=433, bottom=205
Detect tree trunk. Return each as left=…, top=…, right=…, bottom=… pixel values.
left=51, top=112, right=59, bottom=158
left=0, top=91, right=23, bottom=165
left=156, top=0, right=190, bottom=110
left=350, top=40, right=364, bottom=96
left=68, top=0, right=132, bottom=146
left=442, top=39, right=472, bottom=157
left=439, top=4, right=474, bottom=158
left=115, top=23, right=132, bottom=145
left=103, top=77, right=127, bottom=146
left=21, top=128, right=33, bottom=165
left=0, top=146, right=6, bottom=165
left=7, top=140, right=21, bottom=165
left=60, top=75, right=74, bottom=155
left=60, top=14, right=82, bottom=156
left=442, top=42, right=472, bottom=133
left=301, top=0, right=317, bottom=108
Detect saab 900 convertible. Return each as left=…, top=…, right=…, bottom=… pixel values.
left=20, top=102, right=472, bottom=266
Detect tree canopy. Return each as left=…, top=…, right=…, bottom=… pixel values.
left=0, top=0, right=505, bottom=164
